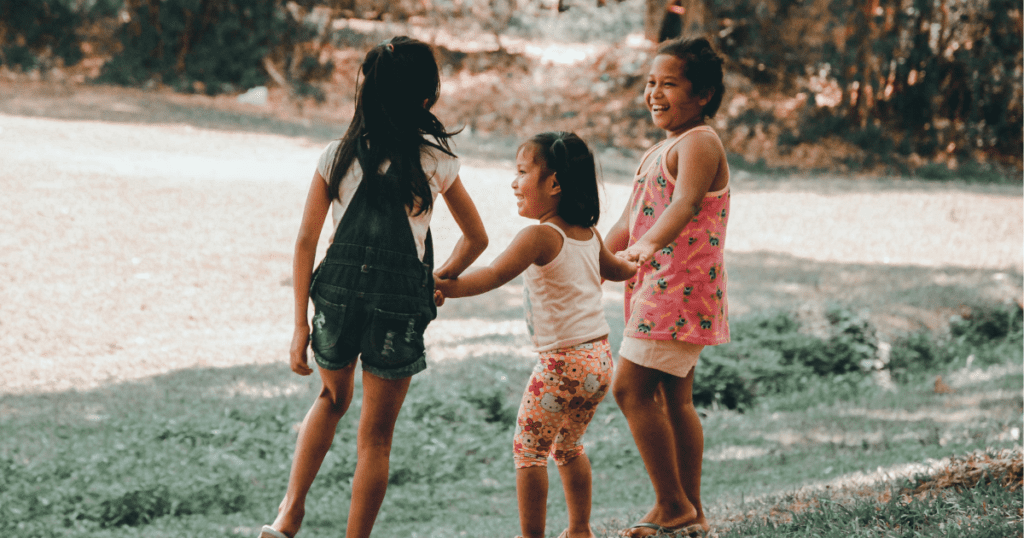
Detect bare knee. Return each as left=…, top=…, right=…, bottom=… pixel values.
left=613, top=378, right=649, bottom=411
left=357, top=425, right=396, bottom=458
left=318, top=384, right=353, bottom=415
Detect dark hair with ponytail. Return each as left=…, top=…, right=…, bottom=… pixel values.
left=328, top=36, right=459, bottom=215
left=522, top=132, right=600, bottom=227
left=656, top=37, right=726, bottom=118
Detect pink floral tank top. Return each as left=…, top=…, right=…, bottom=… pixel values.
left=624, top=127, right=730, bottom=345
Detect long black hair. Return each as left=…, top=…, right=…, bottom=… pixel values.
left=327, top=36, right=458, bottom=215
left=656, top=37, right=726, bottom=118
left=523, top=131, right=600, bottom=227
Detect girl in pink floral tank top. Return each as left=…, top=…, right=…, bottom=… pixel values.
left=624, top=126, right=730, bottom=345
left=606, top=37, right=730, bottom=537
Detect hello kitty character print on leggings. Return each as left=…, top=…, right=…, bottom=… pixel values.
left=513, top=339, right=613, bottom=468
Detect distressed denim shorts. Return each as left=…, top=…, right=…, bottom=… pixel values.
left=309, top=243, right=435, bottom=380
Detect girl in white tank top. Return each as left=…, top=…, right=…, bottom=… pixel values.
left=436, top=132, right=636, bottom=538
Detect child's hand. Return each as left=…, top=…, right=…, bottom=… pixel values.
left=617, top=241, right=659, bottom=267
left=434, top=275, right=454, bottom=303
left=290, top=324, right=314, bottom=376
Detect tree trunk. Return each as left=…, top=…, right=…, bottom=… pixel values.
left=644, top=0, right=667, bottom=43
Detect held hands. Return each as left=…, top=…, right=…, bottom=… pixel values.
left=290, top=324, right=314, bottom=376
left=433, top=273, right=454, bottom=307
left=616, top=240, right=660, bottom=267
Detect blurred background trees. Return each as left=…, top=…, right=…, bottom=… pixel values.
left=0, top=0, right=1019, bottom=175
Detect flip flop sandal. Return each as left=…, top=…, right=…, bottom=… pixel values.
left=623, top=522, right=705, bottom=537
left=259, top=525, right=292, bottom=538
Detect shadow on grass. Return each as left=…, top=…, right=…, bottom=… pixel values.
left=725, top=251, right=1022, bottom=336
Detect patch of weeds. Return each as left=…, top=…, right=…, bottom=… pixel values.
left=697, top=307, right=878, bottom=410
left=891, top=302, right=1023, bottom=382
left=719, top=449, right=1023, bottom=537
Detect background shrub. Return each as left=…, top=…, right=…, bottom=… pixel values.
left=98, top=0, right=333, bottom=94
left=0, top=0, right=82, bottom=70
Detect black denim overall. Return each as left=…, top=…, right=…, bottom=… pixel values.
left=308, top=154, right=436, bottom=379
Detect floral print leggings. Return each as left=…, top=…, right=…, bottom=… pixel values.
left=513, top=338, right=614, bottom=468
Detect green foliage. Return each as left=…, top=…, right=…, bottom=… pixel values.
left=0, top=403, right=298, bottom=534
left=98, top=0, right=331, bottom=94
left=890, top=302, right=1024, bottom=381
left=696, top=307, right=878, bottom=410
left=713, top=0, right=1023, bottom=173
left=0, top=301, right=1021, bottom=536
left=0, top=0, right=83, bottom=70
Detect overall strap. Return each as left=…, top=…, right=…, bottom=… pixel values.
left=331, top=139, right=420, bottom=257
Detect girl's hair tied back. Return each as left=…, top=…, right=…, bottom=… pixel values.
left=656, top=36, right=726, bottom=118
left=327, top=36, right=459, bottom=215
left=524, top=131, right=600, bottom=228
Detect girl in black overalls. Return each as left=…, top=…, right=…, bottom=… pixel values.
left=260, top=37, right=488, bottom=538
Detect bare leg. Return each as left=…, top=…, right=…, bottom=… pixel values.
left=612, top=358, right=696, bottom=537
left=272, top=361, right=358, bottom=537
left=344, top=369, right=412, bottom=538
left=662, top=369, right=707, bottom=529
left=557, top=454, right=597, bottom=538
left=517, top=466, right=548, bottom=538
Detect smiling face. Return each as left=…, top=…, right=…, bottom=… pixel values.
left=644, top=54, right=711, bottom=136
left=512, top=143, right=560, bottom=220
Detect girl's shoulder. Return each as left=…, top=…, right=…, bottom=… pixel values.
left=664, top=127, right=725, bottom=164
left=317, top=140, right=343, bottom=180
left=519, top=223, right=565, bottom=267
left=421, top=145, right=460, bottom=192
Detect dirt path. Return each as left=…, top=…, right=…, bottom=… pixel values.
left=1, top=83, right=1021, bottom=395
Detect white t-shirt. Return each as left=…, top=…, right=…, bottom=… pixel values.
left=316, top=140, right=460, bottom=260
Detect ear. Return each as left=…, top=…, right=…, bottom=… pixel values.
left=697, top=88, right=714, bottom=107
left=548, top=173, right=562, bottom=196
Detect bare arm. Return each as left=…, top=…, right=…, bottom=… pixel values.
left=604, top=197, right=631, bottom=253
left=434, top=175, right=488, bottom=280
left=290, top=172, right=332, bottom=376
left=596, top=229, right=638, bottom=282
left=618, top=132, right=720, bottom=265
left=436, top=225, right=559, bottom=298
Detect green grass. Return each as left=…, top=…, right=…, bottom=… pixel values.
left=717, top=449, right=1023, bottom=537
left=1, top=309, right=1021, bottom=538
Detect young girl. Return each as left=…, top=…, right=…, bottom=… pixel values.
left=260, top=36, right=488, bottom=538
left=435, top=132, right=636, bottom=538
left=606, top=37, right=730, bottom=538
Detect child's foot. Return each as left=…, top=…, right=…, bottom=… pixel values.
left=268, top=500, right=302, bottom=538
left=259, top=525, right=292, bottom=538
left=622, top=522, right=705, bottom=537
left=620, top=505, right=701, bottom=537
left=557, top=529, right=596, bottom=538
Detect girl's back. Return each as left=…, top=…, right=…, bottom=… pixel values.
left=317, top=140, right=460, bottom=260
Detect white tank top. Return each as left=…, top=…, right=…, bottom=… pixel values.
left=523, top=222, right=610, bottom=352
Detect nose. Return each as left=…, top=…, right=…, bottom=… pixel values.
left=511, top=176, right=518, bottom=189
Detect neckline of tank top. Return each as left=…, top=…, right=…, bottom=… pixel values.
left=539, top=221, right=596, bottom=245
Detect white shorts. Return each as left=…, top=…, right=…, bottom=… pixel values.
left=618, top=336, right=704, bottom=378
